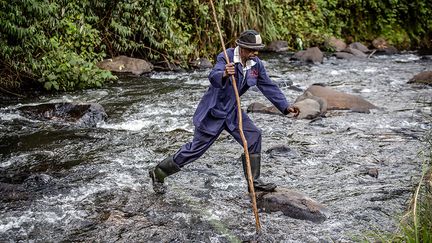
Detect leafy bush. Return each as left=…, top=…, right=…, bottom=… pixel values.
left=0, top=0, right=115, bottom=92
left=1, top=0, right=431, bottom=94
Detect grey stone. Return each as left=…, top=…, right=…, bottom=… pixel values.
left=18, top=102, right=107, bottom=127
left=97, top=56, right=153, bottom=75
left=257, top=188, right=328, bottom=223
left=408, top=71, right=432, bottom=85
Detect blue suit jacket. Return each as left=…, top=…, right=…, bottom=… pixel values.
left=193, top=48, right=290, bottom=135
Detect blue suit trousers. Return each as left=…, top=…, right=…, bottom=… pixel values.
left=173, top=114, right=261, bottom=167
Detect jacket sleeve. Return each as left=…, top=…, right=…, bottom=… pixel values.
left=256, top=61, right=290, bottom=114
left=208, top=52, right=230, bottom=88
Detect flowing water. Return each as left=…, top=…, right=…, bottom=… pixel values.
left=0, top=52, right=431, bottom=242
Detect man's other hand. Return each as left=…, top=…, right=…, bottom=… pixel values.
left=287, top=106, right=300, bottom=117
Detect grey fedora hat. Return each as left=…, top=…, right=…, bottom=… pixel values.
left=235, top=30, right=265, bottom=50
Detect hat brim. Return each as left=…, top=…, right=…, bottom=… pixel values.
left=236, top=40, right=265, bottom=50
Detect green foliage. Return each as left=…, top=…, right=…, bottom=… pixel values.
left=0, top=0, right=115, bottom=93
left=36, top=47, right=115, bottom=91
left=1, top=0, right=431, bottom=94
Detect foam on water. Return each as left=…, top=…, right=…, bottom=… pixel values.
left=99, top=119, right=153, bottom=131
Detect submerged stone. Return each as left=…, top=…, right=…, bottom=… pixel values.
left=0, top=182, right=28, bottom=201
left=256, top=188, right=328, bottom=223
left=408, top=71, right=432, bottom=85
left=18, top=102, right=107, bottom=127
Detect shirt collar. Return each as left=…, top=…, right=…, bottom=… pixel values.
left=234, top=46, right=256, bottom=70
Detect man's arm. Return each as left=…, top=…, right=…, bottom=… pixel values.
left=208, top=53, right=231, bottom=88
left=256, top=62, right=299, bottom=116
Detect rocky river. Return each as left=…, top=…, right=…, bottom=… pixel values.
left=0, top=52, right=431, bottom=242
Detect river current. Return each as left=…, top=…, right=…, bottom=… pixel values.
left=0, top=52, right=431, bottom=242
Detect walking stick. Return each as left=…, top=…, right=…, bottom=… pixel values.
left=209, top=0, right=261, bottom=234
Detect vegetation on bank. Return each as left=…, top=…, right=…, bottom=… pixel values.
left=1, top=0, right=431, bottom=93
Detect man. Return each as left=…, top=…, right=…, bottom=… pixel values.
left=149, top=30, right=300, bottom=194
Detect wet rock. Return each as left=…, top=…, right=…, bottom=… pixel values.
left=0, top=182, right=29, bottom=201
left=257, top=188, right=328, bottom=223
left=372, top=38, right=388, bottom=49
left=265, top=40, right=289, bottom=52
left=294, top=90, right=327, bottom=118
left=304, top=84, right=377, bottom=113
left=247, top=99, right=325, bottom=120
left=407, top=71, right=432, bottom=85
left=325, top=37, right=347, bottom=52
left=266, top=145, right=293, bottom=154
left=361, top=168, right=379, bottom=178
left=348, top=42, right=370, bottom=53
left=376, top=46, right=398, bottom=55
left=365, top=168, right=379, bottom=178
left=342, top=47, right=368, bottom=58
left=334, top=52, right=357, bottom=60
left=265, top=145, right=298, bottom=159
left=97, top=56, right=153, bottom=75
left=371, top=38, right=398, bottom=55
left=18, top=102, right=107, bottom=127
left=247, top=102, right=281, bottom=115
left=247, top=84, right=376, bottom=117
left=23, top=173, right=55, bottom=189
left=189, top=58, right=213, bottom=69
left=292, top=99, right=323, bottom=119
left=0, top=173, right=56, bottom=202
left=292, top=47, right=323, bottom=64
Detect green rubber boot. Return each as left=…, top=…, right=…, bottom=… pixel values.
left=149, top=156, right=180, bottom=194
left=242, top=153, right=277, bottom=192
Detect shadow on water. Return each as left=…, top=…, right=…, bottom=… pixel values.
left=0, top=53, right=431, bottom=242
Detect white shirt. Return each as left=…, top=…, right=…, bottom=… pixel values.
left=233, top=46, right=257, bottom=83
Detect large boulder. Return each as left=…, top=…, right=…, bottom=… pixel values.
left=97, top=55, right=153, bottom=75
left=265, top=40, right=289, bottom=52
left=189, top=58, right=213, bottom=69
left=348, top=42, right=370, bottom=53
left=247, top=84, right=377, bottom=117
left=372, top=38, right=399, bottom=55
left=256, top=188, right=328, bottom=223
left=292, top=47, right=324, bottom=64
left=342, top=47, right=368, bottom=58
left=325, top=37, right=347, bottom=52
left=18, top=102, right=107, bottom=127
left=246, top=92, right=327, bottom=120
left=407, top=71, right=432, bottom=85
left=293, top=90, right=327, bottom=118
left=304, top=84, right=377, bottom=113
left=372, top=38, right=388, bottom=49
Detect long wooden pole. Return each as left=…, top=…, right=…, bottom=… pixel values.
left=209, top=0, right=261, bottom=233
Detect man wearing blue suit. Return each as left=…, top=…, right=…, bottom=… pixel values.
left=149, top=30, right=300, bottom=194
